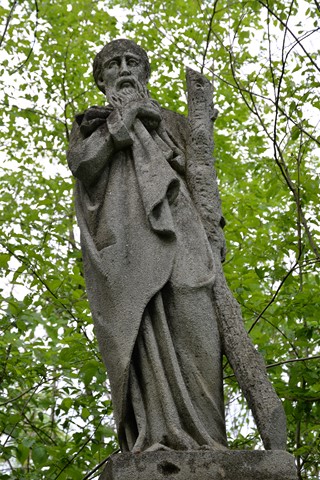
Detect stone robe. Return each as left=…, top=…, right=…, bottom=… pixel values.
left=67, top=104, right=227, bottom=452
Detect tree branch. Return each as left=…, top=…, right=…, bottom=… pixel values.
left=258, top=0, right=320, bottom=73
left=61, top=34, right=73, bottom=142
left=10, top=0, right=39, bottom=75
left=248, top=262, right=298, bottom=333
left=241, top=303, right=300, bottom=357
left=0, top=344, right=11, bottom=386
left=224, top=354, right=320, bottom=379
left=54, top=418, right=104, bottom=480
left=0, top=0, right=17, bottom=48
left=0, top=379, right=45, bottom=406
left=267, top=354, right=320, bottom=370
left=200, top=0, right=219, bottom=74
left=21, top=411, right=57, bottom=445
left=226, top=14, right=320, bottom=260
left=0, top=100, right=65, bottom=125
left=2, top=377, right=43, bottom=447
left=81, top=450, right=120, bottom=480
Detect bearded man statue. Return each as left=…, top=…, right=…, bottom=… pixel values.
left=67, top=39, right=286, bottom=455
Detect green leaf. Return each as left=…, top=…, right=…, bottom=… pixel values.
left=61, top=397, right=73, bottom=412
left=291, top=125, right=300, bottom=141
left=81, top=407, right=90, bottom=420
left=16, top=444, right=29, bottom=465
left=32, top=445, right=47, bottom=466
left=0, top=253, right=10, bottom=268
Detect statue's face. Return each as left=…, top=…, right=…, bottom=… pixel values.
left=98, top=51, right=147, bottom=96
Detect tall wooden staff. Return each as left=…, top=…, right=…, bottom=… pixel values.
left=186, top=67, right=286, bottom=450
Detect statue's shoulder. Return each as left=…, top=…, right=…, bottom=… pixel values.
left=70, top=105, right=113, bottom=141
left=74, top=105, right=113, bottom=126
left=161, top=107, right=187, bottom=124
left=161, top=107, right=188, bottom=143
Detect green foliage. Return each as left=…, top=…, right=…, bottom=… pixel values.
left=0, top=0, right=319, bottom=478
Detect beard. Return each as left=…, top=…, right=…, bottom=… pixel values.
left=106, top=77, right=149, bottom=108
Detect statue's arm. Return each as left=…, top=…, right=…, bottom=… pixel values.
left=67, top=119, right=115, bottom=186
left=67, top=101, right=162, bottom=185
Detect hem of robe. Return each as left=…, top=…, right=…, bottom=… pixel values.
left=118, top=286, right=227, bottom=453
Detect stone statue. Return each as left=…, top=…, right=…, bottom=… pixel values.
left=67, top=39, right=287, bottom=455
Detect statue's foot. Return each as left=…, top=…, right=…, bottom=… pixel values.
left=144, top=443, right=172, bottom=452
left=198, top=442, right=228, bottom=451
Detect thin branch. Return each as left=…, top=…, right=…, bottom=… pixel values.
left=258, top=0, right=320, bottom=73
left=0, top=0, right=17, bottom=48
left=241, top=303, right=300, bottom=357
left=296, top=130, right=304, bottom=289
left=217, top=71, right=320, bottom=146
left=2, top=378, right=43, bottom=447
left=0, top=380, right=44, bottom=406
left=266, top=2, right=318, bottom=259
left=228, top=45, right=275, bottom=144
left=207, top=41, right=320, bottom=147
left=230, top=2, right=249, bottom=46
left=201, top=0, right=219, bottom=74
left=10, top=0, right=39, bottom=75
left=225, top=393, right=242, bottom=406
left=267, top=354, right=320, bottom=370
left=145, top=12, right=200, bottom=69
left=54, top=418, right=104, bottom=480
left=2, top=243, right=78, bottom=323
left=66, top=87, right=95, bottom=108
left=272, top=0, right=294, bottom=152
left=0, top=243, right=97, bottom=351
left=21, top=412, right=57, bottom=445
left=145, top=6, right=320, bottom=148
left=267, top=7, right=276, bottom=99
left=248, top=262, right=298, bottom=333
left=284, top=26, right=320, bottom=62
left=226, top=24, right=320, bottom=259
left=224, top=354, right=320, bottom=379
left=0, top=344, right=11, bottom=386
left=0, top=374, right=63, bottom=408
left=272, top=139, right=320, bottom=259
left=81, top=450, right=120, bottom=480
left=61, top=34, right=73, bottom=142
left=0, top=100, right=65, bottom=125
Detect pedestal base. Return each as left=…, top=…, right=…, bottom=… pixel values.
left=99, top=450, right=297, bottom=480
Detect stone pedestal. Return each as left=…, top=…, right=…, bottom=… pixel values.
left=99, top=450, right=297, bottom=480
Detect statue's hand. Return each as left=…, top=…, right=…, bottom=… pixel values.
left=122, top=99, right=162, bottom=132
left=77, top=106, right=111, bottom=137
left=137, top=99, right=162, bottom=131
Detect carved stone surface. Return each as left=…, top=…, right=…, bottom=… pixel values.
left=67, top=38, right=287, bottom=455
left=99, top=451, right=297, bottom=480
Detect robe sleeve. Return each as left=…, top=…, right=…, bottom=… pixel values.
left=67, top=108, right=135, bottom=186
left=67, top=119, right=115, bottom=186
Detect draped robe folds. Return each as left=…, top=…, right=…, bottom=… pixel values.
left=67, top=106, right=227, bottom=452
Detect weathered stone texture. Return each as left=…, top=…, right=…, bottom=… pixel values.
left=100, top=451, right=297, bottom=480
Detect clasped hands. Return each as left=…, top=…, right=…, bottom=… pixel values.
left=120, top=98, right=162, bottom=132
left=80, top=98, right=162, bottom=138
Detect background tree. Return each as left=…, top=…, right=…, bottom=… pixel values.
left=0, top=0, right=319, bottom=479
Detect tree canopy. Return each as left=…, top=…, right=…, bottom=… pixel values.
left=0, top=0, right=319, bottom=479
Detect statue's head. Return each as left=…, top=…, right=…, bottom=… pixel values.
left=93, top=39, right=151, bottom=103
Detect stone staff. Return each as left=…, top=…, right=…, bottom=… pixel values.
left=185, top=67, right=287, bottom=450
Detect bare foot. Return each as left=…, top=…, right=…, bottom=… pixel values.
left=144, top=443, right=172, bottom=452
left=198, top=443, right=228, bottom=451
